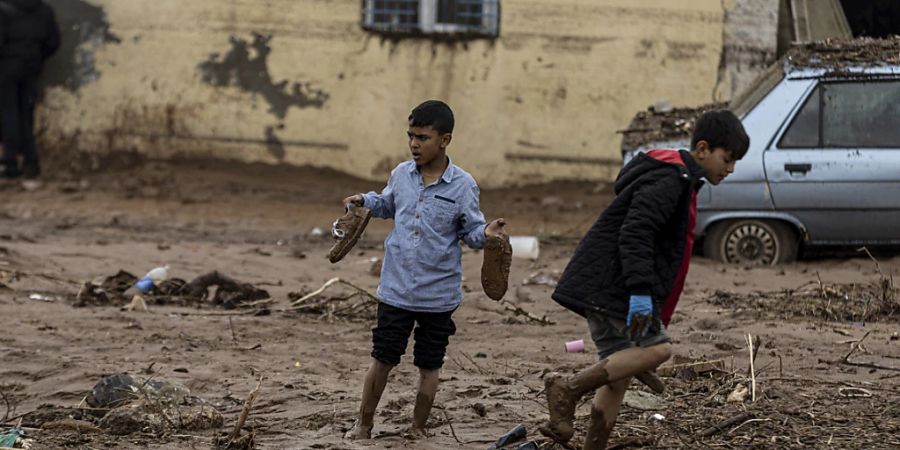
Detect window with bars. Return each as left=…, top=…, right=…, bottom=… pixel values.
left=362, top=0, right=500, bottom=38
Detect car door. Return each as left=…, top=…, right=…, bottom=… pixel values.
left=763, top=77, right=900, bottom=244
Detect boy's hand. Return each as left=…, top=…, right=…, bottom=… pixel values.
left=626, top=295, right=653, bottom=338
left=343, top=194, right=364, bottom=207
left=484, top=218, right=507, bottom=237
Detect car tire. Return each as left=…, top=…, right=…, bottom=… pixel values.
left=703, top=219, right=798, bottom=266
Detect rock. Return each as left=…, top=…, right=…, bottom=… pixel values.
left=87, top=373, right=191, bottom=408
left=727, top=384, right=750, bottom=403
left=100, top=402, right=166, bottom=435
left=180, top=404, right=224, bottom=431
left=622, top=390, right=666, bottom=411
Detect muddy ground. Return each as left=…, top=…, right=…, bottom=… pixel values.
left=0, top=158, right=897, bottom=449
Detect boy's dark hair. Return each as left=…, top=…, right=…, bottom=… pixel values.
left=691, top=110, right=750, bottom=160
left=409, top=100, right=454, bottom=135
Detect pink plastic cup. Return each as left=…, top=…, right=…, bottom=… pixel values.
left=565, top=339, right=585, bottom=353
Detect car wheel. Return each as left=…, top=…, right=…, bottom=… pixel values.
left=704, top=220, right=798, bottom=265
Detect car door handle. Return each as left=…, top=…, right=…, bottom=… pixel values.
left=784, top=163, right=811, bottom=173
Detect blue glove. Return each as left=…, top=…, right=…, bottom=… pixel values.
left=626, top=295, right=653, bottom=325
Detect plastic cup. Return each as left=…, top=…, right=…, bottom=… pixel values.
left=565, top=339, right=585, bottom=353
left=510, top=236, right=540, bottom=260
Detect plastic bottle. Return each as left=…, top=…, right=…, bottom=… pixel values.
left=135, top=265, right=170, bottom=294
left=145, top=265, right=170, bottom=283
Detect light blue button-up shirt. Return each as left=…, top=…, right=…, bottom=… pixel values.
left=362, top=158, right=487, bottom=313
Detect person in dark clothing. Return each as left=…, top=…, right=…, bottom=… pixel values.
left=0, top=0, right=59, bottom=179
left=539, top=111, right=750, bottom=450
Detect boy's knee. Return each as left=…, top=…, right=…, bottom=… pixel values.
left=650, top=343, right=672, bottom=365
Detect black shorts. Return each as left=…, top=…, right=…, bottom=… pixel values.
left=371, top=302, right=457, bottom=370
left=587, top=312, right=671, bottom=359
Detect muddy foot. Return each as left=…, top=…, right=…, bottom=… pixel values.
left=403, top=426, right=429, bottom=440
left=344, top=420, right=372, bottom=440
left=481, top=234, right=512, bottom=300
left=542, top=372, right=576, bottom=442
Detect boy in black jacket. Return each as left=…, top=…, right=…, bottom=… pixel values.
left=541, top=110, right=749, bottom=449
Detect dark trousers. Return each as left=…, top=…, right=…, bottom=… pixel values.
left=0, top=77, right=38, bottom=174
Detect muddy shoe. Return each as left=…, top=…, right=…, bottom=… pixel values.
left=344, top=420, right=372, bottom=440
left=328, top=205, right=372, bottom=263
left=538, top=372, right=576, bottom=443
left=481, top=234, right=512, bottom=300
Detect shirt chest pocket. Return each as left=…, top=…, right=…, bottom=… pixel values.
left=424, top=195, right=459, bottom=234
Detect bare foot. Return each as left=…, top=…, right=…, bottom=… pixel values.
left=344, top=420, right=372, bottom=440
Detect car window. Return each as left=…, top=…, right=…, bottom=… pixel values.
left=822, top=81, right=900, bottom=148
left=779, top=86, right=820, bottom=148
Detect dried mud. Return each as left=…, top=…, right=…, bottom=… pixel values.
left=0, top=158, right=897, bottom=449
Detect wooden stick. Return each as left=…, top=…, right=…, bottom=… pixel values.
left=288, top=277, right=379, bottom=307
left=841, top=330, right=872, bottom=363
left=497, top=299, right=555, bottom=325
left=698, top=411, right=754, bottom=437
left=747, top=334, right=757, bottom=403
left=227, top=376, right=262, bottom=446
left=289, top=278, right=341, bottom=306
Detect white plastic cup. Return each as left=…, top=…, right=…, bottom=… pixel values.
left=510, top=236, right=540, bottom=260
left=565, top=339, right=585, bottom=353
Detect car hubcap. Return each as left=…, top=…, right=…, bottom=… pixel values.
left=724, top=223, right=777, bottom=265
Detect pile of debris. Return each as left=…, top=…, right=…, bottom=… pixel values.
left=73, top=270, right=271, bottom=311
left=785, top=36, right=900, bottom=69
left=709, top=277, right=898, bottom=323
left=619, top=102, right=729, bottom=154
left=286, top=277, right=379, bottom=322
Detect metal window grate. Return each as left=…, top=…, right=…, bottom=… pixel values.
left=362, top=0, right=499, bottom=38
left=362, top=0, right=420, bottom=33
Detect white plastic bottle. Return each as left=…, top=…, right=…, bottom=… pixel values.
left=145, top=265, right=170, bottom=283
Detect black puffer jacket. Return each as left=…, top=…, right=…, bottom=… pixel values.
left=0, top=0, right=59, bottom=81
left=552, top=150, right=705, bottom=323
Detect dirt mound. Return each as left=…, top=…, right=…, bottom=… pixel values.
left=619, top=102, right=729, bottom=153
left=786, top=36, right=900, bottom=69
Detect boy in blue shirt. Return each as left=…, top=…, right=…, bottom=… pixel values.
left=343, top=100, right=506, bottom=440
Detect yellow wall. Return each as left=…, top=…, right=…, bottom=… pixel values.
left=39, top=0, right=725, bottom=186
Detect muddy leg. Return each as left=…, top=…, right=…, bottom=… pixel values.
left=583, top=377, right=631, bottom=450
left=346, top=359, right=393, bottom=440
left=541, top=344, right=671, bottom=443
left=540, top=359, right=610, bottom=442
left=410, top=367, right=439, bottom=438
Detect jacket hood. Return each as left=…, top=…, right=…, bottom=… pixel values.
left=614, top=149, right=704, bottom=194
left=1, top=0, right=41, bottom=13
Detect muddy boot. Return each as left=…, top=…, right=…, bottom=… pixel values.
left=582, top=407, right=613, bottom=450
left=328, top=205, right=372, bottom=263
left=344, top=420, right=372, bottom=440
left=539, top=360, right=611, bottom=443
left=481, top=234, right=512, bottom=300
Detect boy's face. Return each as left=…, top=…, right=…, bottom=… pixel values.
left=407, top=124, right=450, bottom=167
left=694, top=141, right=737, bottom=185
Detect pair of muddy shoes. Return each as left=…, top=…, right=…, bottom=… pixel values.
left=328, top=205, right=373, bottom=263
left=481, top=234, right=512, bottom=300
